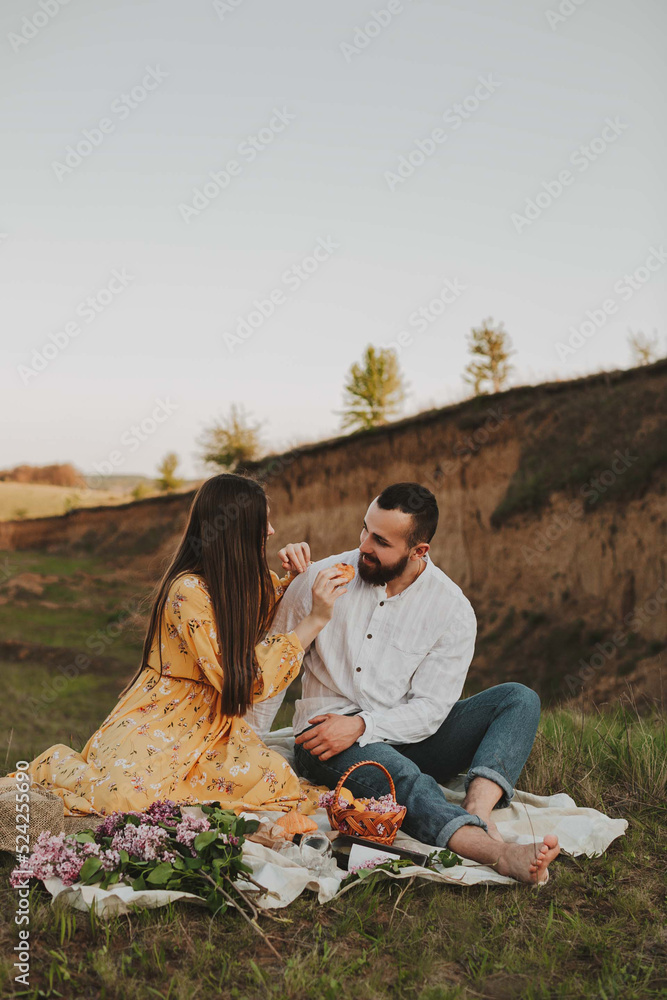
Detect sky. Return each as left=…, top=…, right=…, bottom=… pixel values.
left=1, top=0, right=665, bottom=478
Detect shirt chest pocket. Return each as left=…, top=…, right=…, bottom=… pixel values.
left=375, top=641, right=430, bottom=704
left=386, top=638, right=432, bottom=672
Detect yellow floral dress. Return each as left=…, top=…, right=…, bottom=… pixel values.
left=26, top=570, right=306, bottom=816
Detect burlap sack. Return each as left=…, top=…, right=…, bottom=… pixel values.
left=0, top=774, right=65, bottom=853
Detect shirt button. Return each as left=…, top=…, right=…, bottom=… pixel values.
left=379, top=602, right=384, bottom=607
left=356, top=667, right=361, bottom=672
left=367, top=633, right=372, bottom=639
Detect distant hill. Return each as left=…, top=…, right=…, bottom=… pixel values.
left=0, top=463, right=86, bottom=488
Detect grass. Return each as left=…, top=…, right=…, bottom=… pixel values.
left=0, top=705, right=665, bottom=999
left=0, top=551, right=149, bottom=668
left=1, top=541, right=665, bottom=997
left=0, top=659, right=123, bottom=766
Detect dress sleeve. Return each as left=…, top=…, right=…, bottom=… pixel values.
left=252, top=631, right=304, bottom=703
left=270, top=568, right=295, bottom=599
left=243, top=568, right=313, bottom=735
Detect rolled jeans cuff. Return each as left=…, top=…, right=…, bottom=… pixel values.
left=437, top=810, right=488, bottom=849
left=465, top=766, right=514, bottom=809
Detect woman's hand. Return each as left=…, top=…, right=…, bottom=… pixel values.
left=278, top=542, right=311, bottom=575
left=293, top=566, right=348, bottom=649
left=309, top=566, right=348, bottom=624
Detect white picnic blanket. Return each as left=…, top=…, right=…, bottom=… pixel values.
left=42, top=728, right=628, bottom=918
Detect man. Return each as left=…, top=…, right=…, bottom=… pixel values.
left=248, top=482, right=559, bottom=883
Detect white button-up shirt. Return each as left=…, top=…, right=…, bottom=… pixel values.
left=245, top=547, right=477, bottom=747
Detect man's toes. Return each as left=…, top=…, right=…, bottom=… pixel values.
left=535, top=835, right=560, bottom=868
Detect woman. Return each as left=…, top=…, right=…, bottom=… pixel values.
left=24, top=474, right=347, bottom=816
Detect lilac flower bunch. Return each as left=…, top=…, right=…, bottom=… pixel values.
left=10, top=801, right=258, bottom=915
left=318, top=789, right=401, bottom=813
left=9, top=831, right=116, bottom=888
left=94, top=799, right=181, bottom=839
left=109, top=822, right=175, bottom=862
left=174, top=814, right=211, bottom=855
left=362, top=794, right=400, bottom=814
left=318, top=790, right=351, bottom=811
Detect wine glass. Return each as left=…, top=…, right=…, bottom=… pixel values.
left=298, top=831, right=334, bottom=875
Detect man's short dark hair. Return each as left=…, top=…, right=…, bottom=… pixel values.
left=376, top=482, right=439, bottom=547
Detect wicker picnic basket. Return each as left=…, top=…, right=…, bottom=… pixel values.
left=325, top=760, right=407, bottom=846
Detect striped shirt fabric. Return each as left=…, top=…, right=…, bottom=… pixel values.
left=244, top=547, right=477, bottom=747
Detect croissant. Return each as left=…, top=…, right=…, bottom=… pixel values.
left=334, top=563, right=355, bottom=584
left=275, top=810, right=319, bottom=838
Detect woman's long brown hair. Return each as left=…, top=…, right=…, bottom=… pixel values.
left=119, top=473, right=278, bottom=716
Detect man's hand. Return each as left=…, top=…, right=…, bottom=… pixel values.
left=294, top=714, right=365, bottom=760
left=278, top=542, right=311, bottom=575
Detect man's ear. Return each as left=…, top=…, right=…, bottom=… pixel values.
left=413, top=542, right=430, bottom=559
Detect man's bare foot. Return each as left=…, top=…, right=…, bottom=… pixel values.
left=494, top=835, right=560, bottom=883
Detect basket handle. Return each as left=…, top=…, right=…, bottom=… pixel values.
left=333, top=759, right=397, bottom=802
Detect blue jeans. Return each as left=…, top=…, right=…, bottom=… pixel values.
left=294, top=682, right=541, bottom=847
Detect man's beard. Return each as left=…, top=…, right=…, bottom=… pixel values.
left=357, top=551, right=410, bottom=586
